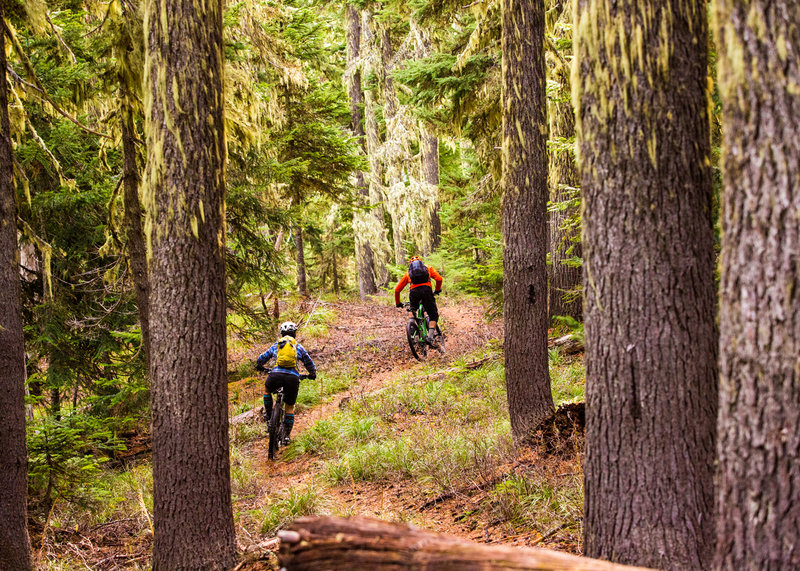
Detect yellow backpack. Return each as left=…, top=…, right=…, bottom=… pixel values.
left=276, top=336, right=298, bottom=368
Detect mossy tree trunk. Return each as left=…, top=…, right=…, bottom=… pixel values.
left=120, top=91, right=150, bottom=367
left=142, top=0, right=236, bottom=566
left=574, top=1, right=717, bottom=568
left=546, top=0, right=581, bottom=321
left=0, top=15, right=34, bottom=571
left=380, top=25, right=408, bottom=265
left=413, top=22, right=442, bottom=254
left=502, top=0, right=553, bottom=444
left=361, top=9, right=391, bottom=287
left=346, top=3, right=377, bottom=298
left=296, top=223, right=308, bottom=296
left=713, top=2, right=800, bottom=568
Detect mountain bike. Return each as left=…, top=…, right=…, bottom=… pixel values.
left=259, top=369, right=309, bottom=460
left=404, top=301, right=445, bottom=361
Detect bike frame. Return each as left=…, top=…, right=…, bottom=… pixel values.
left=412, top=304, right=429, bottom=338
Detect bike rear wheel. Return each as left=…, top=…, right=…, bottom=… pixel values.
left=406, top=319, right=427, bottom=360
left=268, top=396, right=284, bottom=459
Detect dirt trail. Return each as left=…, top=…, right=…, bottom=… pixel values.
left=234, top=297, right=505, bottom=561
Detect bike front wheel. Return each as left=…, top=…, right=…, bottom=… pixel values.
left=406, top=319, right=427, bottom=361
left=268, top=402, right=284, bottom=460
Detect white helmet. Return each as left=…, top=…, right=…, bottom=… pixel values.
left=279, top=321, right=298, bottom=337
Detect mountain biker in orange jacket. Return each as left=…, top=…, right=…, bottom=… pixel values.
left=395, top=255, right=443, bottom=345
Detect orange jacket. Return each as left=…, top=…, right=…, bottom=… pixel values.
left=394, top=266, right=443, bottom=305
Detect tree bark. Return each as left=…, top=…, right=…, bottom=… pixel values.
left=120, top=93, right=150, bottom=367
left=142, top=0, right=236, bottom=567
left=0, top=15, right=34, bottom=571
left=546, top=0, right=582, bottom=321
left=502, top=0, right=553, bottom=443
left=296, top=224, right=308, bottom=296
left=380, top=26, right=408, bottom=265
left=414, top=22, right=442, bottom=254
left=278, top=516, right=653, bottom=570
left=713, top=2, right=800, bottom=568
left=574, top=1, right=717, bottom=568
left=420, top=130, right=441, bottom=254
left=346, top=3, right=378, bottom=299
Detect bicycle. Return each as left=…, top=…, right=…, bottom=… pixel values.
left=258, top=368, right=309, bottom=460
left=404, top=301, right=445, bottom=361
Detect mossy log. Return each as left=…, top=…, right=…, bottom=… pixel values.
left=278, top=516, right=653, bottom=570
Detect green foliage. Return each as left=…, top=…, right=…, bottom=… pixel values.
left=27, top=413, right=127, bottom=509
left=258, top=485, right=324, bottom=534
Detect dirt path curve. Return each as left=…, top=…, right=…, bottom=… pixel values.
left=238, top=296, right=502, bottom=509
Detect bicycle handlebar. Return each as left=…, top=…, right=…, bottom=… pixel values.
left=255, top=366, right=313, bottom=380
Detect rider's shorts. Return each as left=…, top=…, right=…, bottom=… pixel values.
left=265, top=371, right=301, bottom=406
left=409, top=285, right=439, bottom=323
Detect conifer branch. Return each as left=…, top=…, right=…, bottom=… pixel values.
left=5, top=23, right=112, bottom=139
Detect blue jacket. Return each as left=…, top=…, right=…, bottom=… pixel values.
left=256, top=340, right=316, bottom=378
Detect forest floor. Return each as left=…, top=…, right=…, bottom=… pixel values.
left=38, top=295, right=585, bottom=570
left=228, top=296, right=585, bottom=570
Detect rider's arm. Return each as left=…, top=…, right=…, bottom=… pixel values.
left=296, top=344, right=317, bottom=378
left=394, top=273, right=410, bottom=305
left=256, top=343, right=278, bottom=367
left=429, top=267, right=443, bottom=293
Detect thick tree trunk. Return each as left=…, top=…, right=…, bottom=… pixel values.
left=120, top=95, right=150, bottom=366
left=279, top=516, right=653, bottom=570
left=361, top=9, right=391, bottom=287
left=414, top=22, right=442, bottom=254
left=380, top=26, right=408, bottom=265
left=142, top=0, right=236, bottom=567
left=502, top=0, right=553, bottom=443
left=713, top=2, right=800, bottom=568
left=420, top=131, right=441, bottom=254
left=574, top=1, right=717, bottom=569
left=346, top=3, right=378, bottom=299
left=0, top=16, right=34, bottom=571
left=546, top=1, right=581, bottom=321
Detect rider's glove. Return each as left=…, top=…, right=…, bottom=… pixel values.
left=307, top=373, right=316, bottom=380
left=434, top=290, right=441, bottom=296
left=255, top=363, right=266, bottom=372
left=396, top=303, right=403, bottom=308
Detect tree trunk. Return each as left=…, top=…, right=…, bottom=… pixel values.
left=346, top=3, right=378, bottom=299
left=142, top=0, right=236, bottom=567
left=278, top=516, right=653, bottom=570
left=502, top=0, right=553, bottom=443
left=295, top=224, right=308, bottom=296
left=574, top=1, right=717, bottom=568
left=546, top=0, right=581, bottom=321
left=713, top=2, right=800, bottom=568
left=413, top=21, right=442, bottom=254
left=331, top=250, right=340, bottom=297
left=0, top=15, right=34, bottom=571
left=361, top=9, right=391, bottom=287
left=420, top=131, right=441, bottom=254
left=380, top=26, right=408, bottom=266
left=120, top=93, right=150, bottom=367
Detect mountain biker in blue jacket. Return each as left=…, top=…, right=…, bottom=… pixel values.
left=255, top=321, right=317, bottom=444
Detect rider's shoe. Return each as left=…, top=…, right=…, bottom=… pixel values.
left=282, top=436, right=291, bottom=446
left=427, top=331, right=439, bottom=348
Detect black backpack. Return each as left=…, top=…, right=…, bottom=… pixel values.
left=408, top=260, right=430, bottom=285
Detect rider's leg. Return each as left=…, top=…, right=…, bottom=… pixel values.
left=264, top=373, right=281, bottom=421
left=420, top=287, right=440, bottom=344
left=282, top=375, right=301, bottom=443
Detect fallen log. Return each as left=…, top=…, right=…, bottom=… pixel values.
left=278, top=516, right=653, bottom=570
left=549, top=334, right=584, bottom=355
